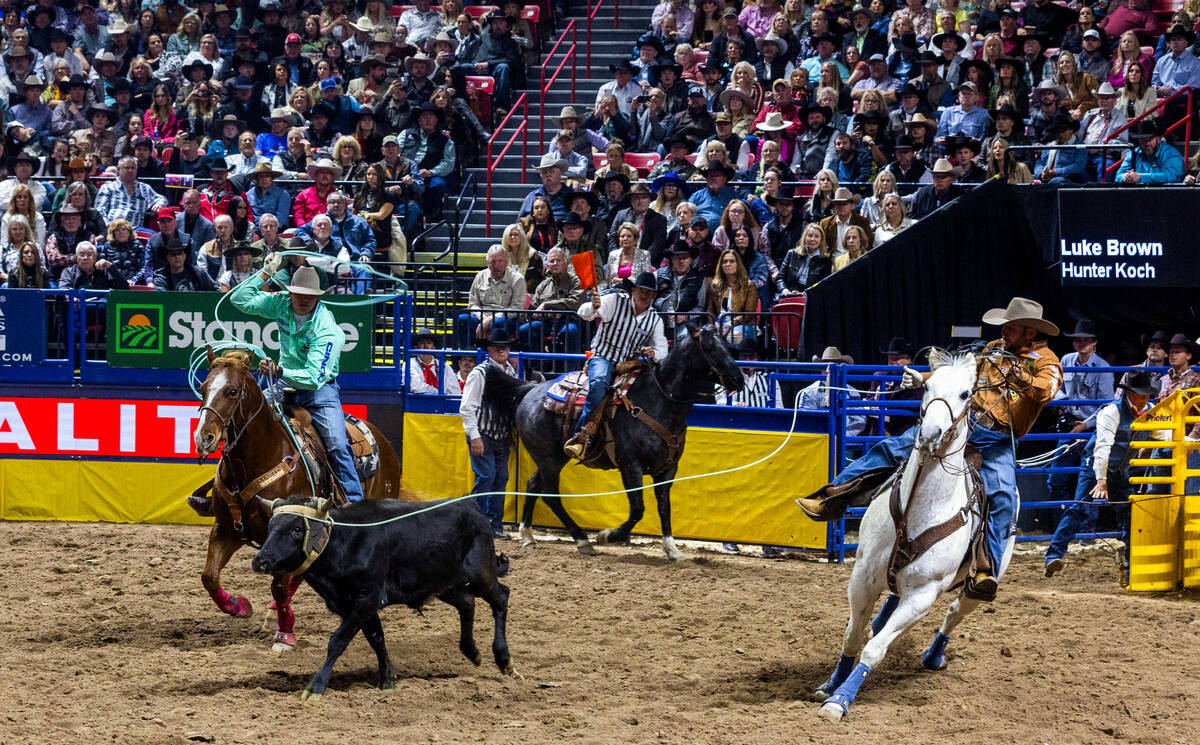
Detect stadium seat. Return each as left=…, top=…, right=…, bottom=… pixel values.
left=684, top=153, right=697, bottom=164
left=693, top=49, right=707, bottom=66
left=465, top=5, right=499, bottom=18
left=390, top=5, right=444, bottom=16
left=624, top=152, right=661, bottom=176
left=465, top=75, right=495, bottom=124
left=592, top=153, right=608, bottom=171
left=521, top=4, right=540, bottom=24
left=771, top=296, right=806, bottom=352
left=794, top=181, right=815, bottom=199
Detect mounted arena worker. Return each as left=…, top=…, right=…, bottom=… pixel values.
left=798, top=297, right=1063, bottom=599
left=563, top=271, right=669, bottom=460
left=229, top=251, right=365, bottom=502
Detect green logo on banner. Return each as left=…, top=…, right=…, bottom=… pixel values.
left=115, top=304, right=164, bottom=354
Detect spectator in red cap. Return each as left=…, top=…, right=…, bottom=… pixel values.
left=272, top=32, right=316, bottom=86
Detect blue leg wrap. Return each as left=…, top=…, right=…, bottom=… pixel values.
left=816, top=654, right=856, bottom=697
left=922, top=631, right=950, bottom=670
left=871, top=594, right=900, bottom=635
left=824, top=662, right=872, bottom=715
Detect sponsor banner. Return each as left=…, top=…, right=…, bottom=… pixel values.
left=0, top=290, right=46, bottom=366
left=0, top=397, right=365, bottom=459
left=104, top=290, right=373, bottom=371
left=1057, top=189, right=1199, bottom=287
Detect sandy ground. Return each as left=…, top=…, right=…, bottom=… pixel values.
left=1, top=520, right=1198, bottom=745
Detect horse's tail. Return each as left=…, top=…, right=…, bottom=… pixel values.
left=482, top=364, right=537, bottom=433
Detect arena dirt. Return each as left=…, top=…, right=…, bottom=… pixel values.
left=1, top=521, right=1198, bottom=745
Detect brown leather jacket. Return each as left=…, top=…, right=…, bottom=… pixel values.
left=970, top=339, right=1063, bottom=438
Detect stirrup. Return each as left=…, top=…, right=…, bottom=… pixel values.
left=563, top=435, right=587, bottom=459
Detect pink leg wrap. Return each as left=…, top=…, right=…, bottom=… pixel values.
left=277, top=602, right=296, bottom=633
left=209, top=587, right=251, bottom=617
left=288, top=575, right=303, bottom=599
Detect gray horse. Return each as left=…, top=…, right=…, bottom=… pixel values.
left=482, top=324, right=744, bottom=561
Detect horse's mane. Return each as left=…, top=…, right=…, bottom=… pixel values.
left=211, top=349, right=255, bottom=374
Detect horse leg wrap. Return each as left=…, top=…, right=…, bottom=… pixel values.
left=824, top=662, right=872, bottom=715
left=922, top=631, right=950, bottom=670
left=210, top=587, right=251, bottom=617
left=276, top=602, right=296, bottom=633
left=288, top=575, right=303, bottom=599
left=871, top=594, right=900, bottom=635
left=817, top=654, right=858, bottom=697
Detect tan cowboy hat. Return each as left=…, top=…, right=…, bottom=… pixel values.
left=755, top=111, right=793, bottom=133
left=902, top=112, right=937, bottom=133
left=813, top=346, right=854, bottom=364
left=534, top=152, right=568, bottom=172
left=108, top=19, right=130, bottom=35
left=553, top=106, right=581, bottom=127
left=252, top=160, right=283, bottom=178
left=755, top=32, right=788, bottom=56
left=830, top=187, right=861, bottom=205
left=718, top=87, right=753, bottom=111
left=981, top=297, right=1059, bottom=336
left=404, top=52, right=433, bottom=73
left=931, top=157, right=961, bottom=177
left=306, top=158, right=343, bottom=179
left=285, top=266, right=328, bottom=296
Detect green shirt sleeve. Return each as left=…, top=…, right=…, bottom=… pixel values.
left=229, top=271, right=287, bottom=319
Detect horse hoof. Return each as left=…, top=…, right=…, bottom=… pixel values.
left=502, top=662, right=516, bottom=676
left=233, top=596, right=253, bottom=619
left=380, top=678, right=395, bottom=691
left=575, top=539, right=597, bottom=556
left=595, top=528, right=613, bottom=545
left=814, top=683, right=835, bottom=700
left=818, top=702, right=846, bottom=722
left=663, top=536, right=682, bottom=562
left=272, top=631, right=296, bottom=652
left=922, top=656, right=947, bottom=671
left=518, top=525, right=536, bottom=547
left=300, top=690, right=323, bottom=705
left=261, top=609, right=279, bottom=634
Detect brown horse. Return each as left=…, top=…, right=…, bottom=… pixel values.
left=192, top=349, right=405, bottom=651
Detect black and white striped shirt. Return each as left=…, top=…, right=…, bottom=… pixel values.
left=716, top=370, right=776, bottom=408
left=579, top=291, right=668, bottom=363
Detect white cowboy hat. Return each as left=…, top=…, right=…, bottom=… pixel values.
left=285, top=266, right=328, bottom=296
left=534, top=152, right=568, bottom=172
left=755, top=111, right=793, bottom=132
left=351, top=16, right=376, bottom=33
left=306, top=158, right=343, bottom=179
left=1096, top=81, right=1118, bottom=97
left=755, top=32, right=788, bottom=56
left=981, top=297, right=1059, bottom=336
left=813, top=346, right=854, bottom=364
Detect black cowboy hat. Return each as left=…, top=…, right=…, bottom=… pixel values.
left=765, top=186, right=799, bottom=206
left=1020, top=30, right=1050, bottom=49
left=989, top=102, right=1021, bottom=121
left=481, top=326, right=517, bottom=349
left=731, top=335, right=760, bottom=357
left=609, top=59, right=635, bottom=74
left=655, top=62, right=683, bottom=78
left=856, top=108, right=888, bottom=124
left=947, top=135, right=981, bottom=156
left=916, top=50, right=941, bottom=66
left=898, top=82, right=920, bottom=99
left=562, top=212, right=586, bottom=228
left=811, top=32, right=839, bottom=48
left=309, top=100, right=338, bottom=120
left=893, top=32, right=919, bottom=54
left=1063, top=318, right=1099, bottom=338
left=1129, top=118, right=1163, bottom=141
left=412, top=330, right=439, bottom=347
left=702, top=161, right=734, bottom=179
left=622, top=271, right=661, bottom=294
left=798, top=102, right=833, bottom=122
left=636, top=33, right=666, bottom=56
left=958, top=58, right=994, bottom=87
left=931, top=31, right=965, bottom=52
left=994, top=55, right=1027, bottom=78
left=1165, top=24, right=1197, bottom=45
left=1142, top=330, right=1172, bottom=347
left=1046, top=110, right=1080, bottom=134
left=1118, top=370, right=1161, bottom=397
left=879, top=336, right=916, bottom=357
left=565, top=188, right=600, bottom=210
left=594, top=172, right=631, bottom=192
left=182, top=59, right=215, bottom=79
left=1165, top=332, right=1200, bottom=357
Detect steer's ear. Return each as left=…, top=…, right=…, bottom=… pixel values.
left=206, top=344, right=216, bottom=365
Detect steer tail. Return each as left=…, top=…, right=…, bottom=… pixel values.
left=495, top=552, right=510, bottom=577
left=481, top=365, right=537, bottom=435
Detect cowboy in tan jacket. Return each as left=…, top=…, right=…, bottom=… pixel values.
left=797, top=297, right=1062, bottom=599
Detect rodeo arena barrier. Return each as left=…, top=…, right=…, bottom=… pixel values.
left=1, top=288, right=1196, bottom=591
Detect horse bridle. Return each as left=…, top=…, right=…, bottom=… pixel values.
left=918, top=395, right=972, bottom=464
left=649, top=326, right=734, bottom=404
left=198, top=369, right=267, bottom=458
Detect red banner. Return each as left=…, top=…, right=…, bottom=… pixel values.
left=0, top=397, right=367, bottom=459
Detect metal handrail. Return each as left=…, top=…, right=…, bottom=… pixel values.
left=486, top=93, right=530, bottom=236
left=441, top=172, right=478, bottom=265
left=539, top=19, right=578, bottom=153
left=585, top=0, right=610, bottom=71
left=1102, top=85, right=1193, bottom=177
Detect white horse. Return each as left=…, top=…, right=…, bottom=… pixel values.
left=815, top=350, right=1016, bottom=722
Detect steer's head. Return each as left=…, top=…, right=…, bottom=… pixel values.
left=251, top=496, right=332, bottom=577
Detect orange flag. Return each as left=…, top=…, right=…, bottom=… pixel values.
left=570, top=252, right=597, bottom=291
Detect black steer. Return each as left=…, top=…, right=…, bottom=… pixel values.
left=252, top=496, right=513, bottom=701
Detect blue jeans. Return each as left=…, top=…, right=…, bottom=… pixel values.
left=833, top=423, right=1018, bottom=571
left=518, top=318, right=582, bottom=354
left=423, top=175, right=447, bottom=217
left=291, top=381, right=365, bottom=502
left=454, top=313, right=514, bottom=348
left=1046, top=468, right=1130, bottom=562
left=1046, top=442, right=1086, bottom=528
left=468, top=434, right=511, bottom=532
left=573, top=354, right=615, bottom=435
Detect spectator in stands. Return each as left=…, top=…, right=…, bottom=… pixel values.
left=606, top=181, right=668, bottom=259
left=246, top=162, right=291, bottom=229
left=521, top=153, right=571, bottom=222
left=548, top=129, right=589, bottom=186
left=882, top=134, right=930, bottom=185
left=804, top=168, right=839, bottom=224
left=650, top=175, right=687, bottom=232
left=935, top=82, right=991, bottom=143
left=1047, top=318, right=1115, bottom=510
left=1053, top=51, right=1099, bottom=120
left=200, top=158, right=249, bottom=219
left=457, top=244, right=526, bottom=345
left=556, top=211, right=602, bottom=278
left=0, top=216, right=37, bottom=275
left=57, top=241, right=129, bottom=290
left=145, top=207, right=187, bottom=282
left=95, top=157, right=166, bottom=228
left=985, top=137, right=1033, bottom=183
left=519, top=247, right=584, bottom=353
left=655, top=245, right=706, bottom=340
left=1116, top=119, right=1185, bottom=183
left=179, top=189, right=217, bottom=254
left=691, top=162, right=741, bottom=228
left=397, top=103, right=455, bottom=219
left=890, top=0, right=934, bottom=42
left=711, top=8, right=757, bottom=70
left=1, top=242, right=51, bottom=288
left=1097, top=0, right=1156, bottom=42
left=69, top=102, right=117, bottom=167
left=630, top=86, right=672, bottom=153
left=909, top=158, right=963, bottom=218
left=595, top=60, right=642, bottom=117
left=97, top=219, right=146, bottom=285
left=515, top=204, right=554, bottom=276
left=851, top=53, right=900, bottom=106
left=761, top=190, right=805, bottom=267
left=1152, top=25, right=1200, bottom=126
left=297, top=191, right=375, bottom=268
left=647, top=136, right=697, bottom=182
left=217, top=244, right=261, bottom=292
left=1075, top=30, right=1111, bottom=86
left=1117, top=61, right=1158, bottom=122
left=197, top=214, right=237, bottom=283
left=2, top=184, right=45, bottom=247
left=469, top=11, right=522, bottom=117
left=155, top=238, right=217, bottom=292
left=605, top=221, right=654, bottom=288
left=948, top=136, right=987, bottom=184
left=710, top=198, right=759, bottom=255
left=791, top=102, right=838, bottom=179
left=706, top=248, right=759, bottom=343
left=830, top=131, right=873, bottom=187
left=820, top=188, right=873, bottom=256
left=256, top=109, right=294, bottom=162
left=272, top=126, right=312, bottom=187
left=1019, top=0, right=1076, bottom=48
left=12, top=75, right=51, bottom=141
left=595, top=172, right=630, bottom=228
left=776, top=221, right=830, bottom=297
left=252, top=214, right=287, bottom=257
left=0, top=154, right=45, bottom=212
left=406, top=331, right=459, bottom=395
left=1109, top=32, right=1152, bottom=91
left=873, top=193, right=914, bottom=244
left=400, top=0, right=443, bottom=48
left=585, top=95, right=632, bottom=148
left=291, top=158, right=340, bottom=228
left=1078, top=83, right=1128, bottom=178
left=832, top=224, right=870, bottom=271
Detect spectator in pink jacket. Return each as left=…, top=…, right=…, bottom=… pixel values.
left=1098, top=0, right=1158, bottom=41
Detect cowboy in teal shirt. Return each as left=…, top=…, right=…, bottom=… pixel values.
left=229, top=254, right=365, bottom=500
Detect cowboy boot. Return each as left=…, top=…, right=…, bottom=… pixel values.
left=795, top=468, right=894, bottom=521
left=564, top=421, right=597, bottom=460
left=186, top=479, right=216, bottom=517
left=965, top=533, right=998, bottom=601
